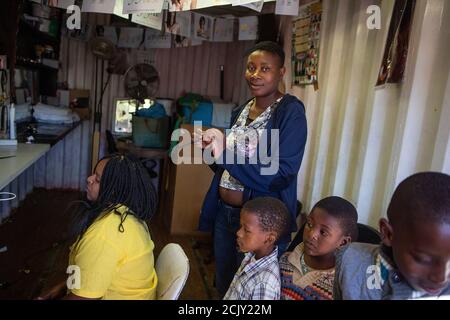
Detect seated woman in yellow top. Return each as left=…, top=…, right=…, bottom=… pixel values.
left=37, top=154, right=158, bottom=300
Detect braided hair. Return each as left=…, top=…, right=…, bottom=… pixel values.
left=70, top=153, right=157, bottom=241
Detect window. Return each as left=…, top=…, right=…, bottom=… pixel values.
left=112, top=98, right=137, bottom=135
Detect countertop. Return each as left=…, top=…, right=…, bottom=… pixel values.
left=0, top=143, right=50, bottom=190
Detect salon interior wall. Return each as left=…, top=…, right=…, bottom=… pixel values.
left=59, top=13, right=252, bottom=161
left=282, top=0, right=450, bottom=227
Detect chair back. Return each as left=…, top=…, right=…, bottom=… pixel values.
left=155, top=243, right=190, bottom=300
left=287, top=223, right=381, bottom=252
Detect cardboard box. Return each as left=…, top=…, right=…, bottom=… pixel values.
left=58, top=89, right=91, bottom=120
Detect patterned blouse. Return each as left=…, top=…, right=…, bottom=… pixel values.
left=219, top=96, right=284, bottom=192
left=279, top=243, right=335, bottom=300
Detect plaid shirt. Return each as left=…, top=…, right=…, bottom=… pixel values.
left=224, top=247, right=281, bottom=300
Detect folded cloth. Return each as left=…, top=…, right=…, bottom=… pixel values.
left=34, top=103, right=72, bottom=117
left=35, top=111, right=80, bottom=124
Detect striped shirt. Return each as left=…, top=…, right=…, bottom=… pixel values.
left=223, top=247, right=281, bottom=300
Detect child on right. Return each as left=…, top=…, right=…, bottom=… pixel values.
left=334, top=172, right=450, bottom=300
left=279, top=196, right=358, bottom=300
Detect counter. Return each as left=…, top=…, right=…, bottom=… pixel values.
left=0, top=143, right=50, bottom=190
left=0, top=120, right=91, bottom=222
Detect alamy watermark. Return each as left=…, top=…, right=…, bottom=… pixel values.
left=366, top=265, right=384, bottom=290
left=66, top=5, right=81, bottom=30
left=169, top=122, right=280, bottom=176
left=367, top=5, right=382, bottom=30
left=64, top=4, right=382, bottom=31
left=66, top=265, right=81, bottom=290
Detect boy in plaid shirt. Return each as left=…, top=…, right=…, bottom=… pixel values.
left=224, top=197, right=290, bottom=300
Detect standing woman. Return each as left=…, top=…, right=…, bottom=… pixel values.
left=37, top=154, right=158, bottom=300
left=198, top=41, right=308, bottom=297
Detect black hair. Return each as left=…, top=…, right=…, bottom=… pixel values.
left=242, top=197, right=290, bottom=241
left=245, top=41, right=285, bottom=67
left=70, top=153, right=157, bottom=242
left=387, top=172, right=450, bottom=226
left=312, top=196, right=358, bottom=241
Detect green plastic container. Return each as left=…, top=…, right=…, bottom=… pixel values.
left=132, top=115, right=170, bottom=149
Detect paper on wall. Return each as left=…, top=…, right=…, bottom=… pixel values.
left=193, top=13, right=214, bottom=41
left=114, top=0, right=129, bottom=19
left=168, top=0, right=197, bottom=11
left=238, top=16, right=258, bottom=40
left=212, top=18, right=234, bottom=42
left=123, top=0, right=165, bottom=14
left=81, top=0, right=115, bottom=14
left=275, top=0, right=299, bottom=16
left=165, top=11, right=192, bottom=38
left=132, top=13, right=163, bottom=30
left=240, top=0, right=265, bottom=12
left=196, top=0, right=230, bottom=9
left=144, top=28, right=172, bottom=48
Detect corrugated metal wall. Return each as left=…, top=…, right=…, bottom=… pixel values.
left=283, top=0, right=450, bottom=227
left=59, top=13, right=252, bottom=159
left=33, top=120, right=91, bottom=191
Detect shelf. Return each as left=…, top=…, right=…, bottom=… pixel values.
left=16, top=57, right=58, bottom=71
left=19, top=18, right=59, bottom=45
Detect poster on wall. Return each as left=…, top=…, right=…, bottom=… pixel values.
left=123, top=0, right=165, bottom=14
left=194, top=14, right=214, bottom=41
left=164, top=11, right=192, bottom=38
left=114, top=0, right=129, bottom=19
left=212, top=18, right=234, bottom=42
left=291, top=0, right=322, bottom=87
left=275, top=0, right=299, bottom=16
left=376, top=0, right=416, bottom=87
left=171, top=34, right=203, bottom=48
left=132, top=13, right=163, bottom=30
left=144, top=28, right=172, bottom=48
left=196, top=0, right=230, bottom=10
left=240, top=0, right=265, bottom=13
left=238, top=16, right=258, bottom=41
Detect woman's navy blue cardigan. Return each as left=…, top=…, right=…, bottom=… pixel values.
left=198, top=94, right=307, bottom=242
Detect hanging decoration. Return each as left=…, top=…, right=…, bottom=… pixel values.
left=291, top=0, right=322, bottom=87
left=376, top=0, right=416, bottom=86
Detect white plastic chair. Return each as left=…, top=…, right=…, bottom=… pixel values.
left=155, top=243, right=190, bottom=300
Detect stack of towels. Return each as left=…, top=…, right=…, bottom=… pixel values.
left=33, top=103, right=80, bottom=124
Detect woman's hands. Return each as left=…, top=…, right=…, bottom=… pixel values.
left=194, top=128, right=226, bottom=160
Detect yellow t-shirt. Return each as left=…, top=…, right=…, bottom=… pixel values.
left=68, top=205, right=157, bottom=300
